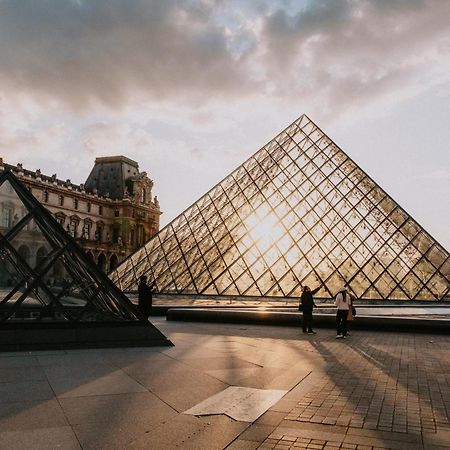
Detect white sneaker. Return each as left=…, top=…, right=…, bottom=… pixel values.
left=336, top=334, right=343, bottom=339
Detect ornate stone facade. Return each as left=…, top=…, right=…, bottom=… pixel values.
left=0, top=156, right=161, bottom=273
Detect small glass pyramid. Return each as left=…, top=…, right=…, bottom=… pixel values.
left=111, top=115, right=449, bottom=301
left=0, top=170, right=146, bottom=322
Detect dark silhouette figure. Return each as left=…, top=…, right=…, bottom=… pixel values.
left=300, top=285, right=320, bottom=334
left=138, top=275, right=156, bottom=318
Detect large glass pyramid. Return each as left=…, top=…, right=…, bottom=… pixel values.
left=111, top=115, right=449, bottom=301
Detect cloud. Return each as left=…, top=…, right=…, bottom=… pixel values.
left=259, top=0, right=450, bottom=116
left=0, top=0, right=259, bottom=109
left=1, top=0, right=450, bottom=116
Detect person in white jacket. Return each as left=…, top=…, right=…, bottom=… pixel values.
left=335, top=286, right=350, bottom=339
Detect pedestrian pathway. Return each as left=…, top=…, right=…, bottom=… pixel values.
left=0, top=319, right=449, bottom=449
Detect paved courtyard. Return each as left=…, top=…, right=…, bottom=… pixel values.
left=0, top=319, right=449, bottom=449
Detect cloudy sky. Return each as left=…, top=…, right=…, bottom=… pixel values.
left=1, top=0, right=449, bottom=249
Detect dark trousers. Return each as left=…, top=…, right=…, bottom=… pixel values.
left=336, top=309, right=348, bottom=336
left=302, top=309, right=313, bottom=333
left=138, top=301, right=152, bottom=318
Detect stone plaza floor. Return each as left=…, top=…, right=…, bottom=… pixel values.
left=0, top=318, right=449, bottom=449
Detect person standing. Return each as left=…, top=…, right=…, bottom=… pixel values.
left=138, top=275, right=156, bottom=319
left=335, top=286, right=350, bottom=339
left=300, top=285, right=320, bottom=334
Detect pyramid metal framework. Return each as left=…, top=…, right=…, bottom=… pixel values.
left=111, top=115, right=450, bottom=301
left=0, top=170, right=149, bottom=323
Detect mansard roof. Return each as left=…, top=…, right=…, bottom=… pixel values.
left=85, top=155, right=144, bottom=200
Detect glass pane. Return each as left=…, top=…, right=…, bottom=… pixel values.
left=0, top=179, right=29, bottom=235
left=426, top=245, right=447, bottom=270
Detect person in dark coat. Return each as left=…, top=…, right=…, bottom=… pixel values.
left=299, top=285, right=321, bottom=334
left=138, top=275, right=156, bottom=318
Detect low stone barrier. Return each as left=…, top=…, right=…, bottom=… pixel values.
left=166, top=308, right=450, bottom=334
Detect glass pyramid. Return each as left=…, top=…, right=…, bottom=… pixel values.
left=0, top=169, right=148, bottom=322
left=111, top=115, right=450, bottom=301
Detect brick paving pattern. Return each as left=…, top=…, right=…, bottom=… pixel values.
left=285, top=335, right=450, bottom=434
left=255, top=332, right=450, bottom=450
left=259, top=436, right=389, bottom=449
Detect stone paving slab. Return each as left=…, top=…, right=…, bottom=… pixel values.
left=0, top=319, right=449, bottom=449
left=0, top=426, right=80, bottom=450
left=0, top=399, right=69, bottom=432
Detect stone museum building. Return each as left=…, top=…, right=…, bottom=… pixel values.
left=0, top=156, right=161, bottom=275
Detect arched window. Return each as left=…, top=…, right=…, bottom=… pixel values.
left=97, top=253, right=106, bottom=272
left=109, top=254, right=119, bottom=272
left=18, top=245, right=30, bottom=265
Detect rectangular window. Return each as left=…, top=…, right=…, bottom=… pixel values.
left=98, top=205, right=103, bottom=216
left=70, top=220, right=77, bottom=238
left=137, top=225, right=144, bottom=246
left=43, top=191, right=49, bottom=203
left=74, top=198, right=78, bottom=209
left=87, top=202, right=91, bottom=212
left=59, top=195, right=64, bottom=206
left=2, top=208, right=12, bottom=228
left=82, top=222, right=90, bottom=239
